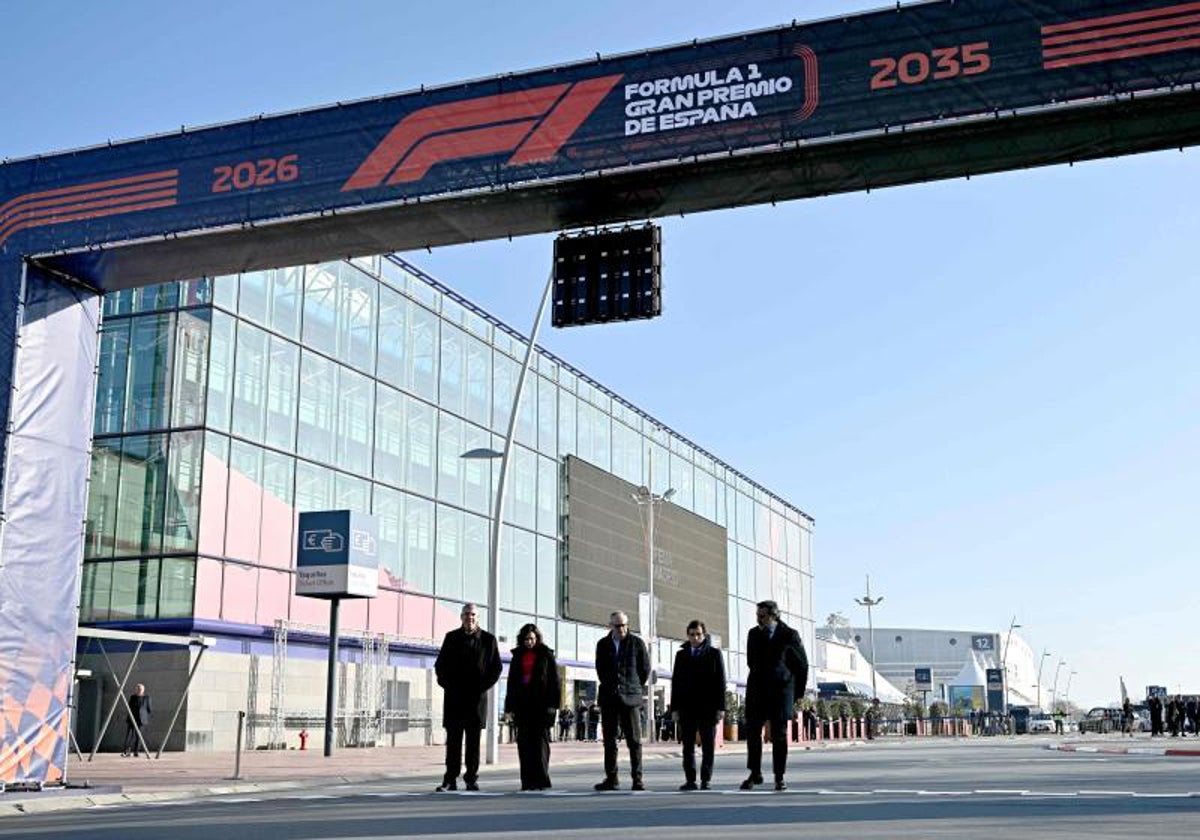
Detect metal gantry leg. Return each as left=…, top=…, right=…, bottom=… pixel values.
left=155, top=643, right=209, bottom=758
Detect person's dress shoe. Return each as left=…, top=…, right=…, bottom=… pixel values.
left=740, top=774, right=763, bottom=790
left=435, top=781, right=457, bottom=792
left=679, top=781, right=697, bottom=791
left=774, top=779, right=787, bottom=791
left=594, top=778, right=618, bottom=791
left=631, top=780, right=645, bottom=791
left=700, top=781, right=711, bottom=790
left=464, top=781, right=480, bottom=792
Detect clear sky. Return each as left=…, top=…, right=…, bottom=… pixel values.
left=6, top=1, right=1197, bottom=708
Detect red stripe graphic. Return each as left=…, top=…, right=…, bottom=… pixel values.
left=0, top=170, right=178, bottom=248
left=1041, top=2, right=1200, bottom=68
left=507, top=75, right=622, bottom=166
left=794, top=45, right=820, bottom=122
left=1041, top=0, right=1200, bottom=35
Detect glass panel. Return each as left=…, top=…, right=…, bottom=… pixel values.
left=265, top=335, right=298, bottom=451
left=509, top=446, right=536, bottom=531
left=296, top=351, right=335, bottom=464
left=462, top=421, right=492, bottom=516
left=439, top=323, right=466, bottom=417
left=511, top=527, right=536, bottom=614
left=669, top=452, right=694, bottom=511
left=260, top=450, right=295, bottom=568
left=109, top=560, right=143, bottom=620
left=302, top=262, right=338, bottom=356
left=373, top=384, right=404, bottom=486
left=84, top=441, right=122, bottom=559
left=694, top=468, right=716, bottom=523
left=557, top=391, right=576, bottom=457
left=181, top=277, right=212, bottom=307
left=404, top=494, right=435, bottom=593
left=212, top=274, right=238, bottom=312
left=239, top=269, right=270, bottom=326
left=171, top=310, right=209, bottom=427
left=492, top=352, right=515, bottom=434
left=94, top=320, right=130, bottom=435
left=159, top=558, right=195, bottom=618
left=436, top=412, right=464, bottom=507
left=206, top=310, right=236, bottom=433
left=465, top=333, right=491, bottom=428
left=462, top=512, right=489, bottom=606
left=335, top=472, right=370, bottom=513
left=377, top=285, right=408, bottom=391
left=536, top=376, right=557, bottom=458
left=536, top=455, right=557, bottom=536
left=103, top=288, right=132, bottom=318
left=163, top=430, right=202, bottom=553
left=113, top=434, right=167, bottom=557
left=536, top=535, right=557, bottom=618
left=132, top=282, right=178, bottom=313
left=295, top=459, right=333, bottom=512
left=404, top=397, right=436, bottom=497
left=612, top=421, right=641, bottom=485
left=410, top=304, right=439, bottom=401
left=125, top=313, right=174, bottom=432
left=373, top=485, right=404, bottom=582
left=435, top=505, right=464, bottom=601
left=270, top=266, right=303, bottom=339
left=340, top=263, right=377, bottom=374
left=335, top=367, right=373, bottom=475
left=232, top=321, right=269, bottom=442
left=79, top=562, right=112, bottom=622
left=226, top=440, right=264, bottom=563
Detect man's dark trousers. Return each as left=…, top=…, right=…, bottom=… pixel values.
left=444, top=721, right=482, bottom=785
left=678, top=717, right=717, bottom=784
left=745, top=717, right=789, bottom=781
left=600, top=701, right=642, bottom=782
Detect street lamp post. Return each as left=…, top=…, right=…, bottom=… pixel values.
left=1050, top=659, right=1066, bottom=711
left=1000, top=616, right=1021, bottom=714
left=854, top=576, right=884, bottom=700
left=461, top=269, right=555, bottom=766
left=1036, top=650, right=1051, bottom=711
left=1064, top=670, right=1077, bottom=713
left=631, top=481, right=674, bottom=743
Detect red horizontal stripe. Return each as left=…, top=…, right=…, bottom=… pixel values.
left=1044, top=33, right=1200, bottom=67
left=1043, top=10, right=1200, bottom=46
left=0, top=186, right=178, bottom=241
left=1043, top=21, right=1200, bottom=57
left=0, top=170, right=178, bottom=221
left=0, top=190, right=177, bottom=246
left=0, top=177, right=178, bottom=230
left=1041, top=1, right=1200, bottom=35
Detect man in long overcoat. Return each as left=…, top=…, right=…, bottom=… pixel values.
left=434, top=603, right=502, bottom=791
left=593, top=610, right=649, bottom=790
left=741, top=599, right=808, bottom=791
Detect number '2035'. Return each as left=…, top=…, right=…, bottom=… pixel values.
left=870, top=42, right=991, bottom=90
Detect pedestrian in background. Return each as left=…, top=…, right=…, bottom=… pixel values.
left=671, top=619, right=726, bottom=790
left=1122, top=697, right=1134, bottom=737
left=741, top=600, right=808, bottom=792
left=504, top=623, right=559, bottom=791
left=593, top=610, right=649, bottom=791
left=121, top=683, right=152, bottom=757
left=558, top=707, right=573, bottom=742
left=1148, top=695, right=1164, bottom=736
left=434, top=603, right=502, bottom=792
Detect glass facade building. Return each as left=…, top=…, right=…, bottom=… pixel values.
left=82, top=254, right=814, bottom=683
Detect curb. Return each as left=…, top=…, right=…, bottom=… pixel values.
left=1048, top=743, right=1200, bottom=758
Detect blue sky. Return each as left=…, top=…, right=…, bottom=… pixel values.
left=6, top=1, right=1197, bottom=708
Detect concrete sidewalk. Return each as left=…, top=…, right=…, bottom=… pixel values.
left=1, top=739, right=752, bottom=815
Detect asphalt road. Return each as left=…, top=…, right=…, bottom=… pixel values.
left=5, top=739, right=1198, bottom=839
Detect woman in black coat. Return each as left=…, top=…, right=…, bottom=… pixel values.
left=504, top=623, right=560, bottom=790
left=670, top=620, right=727, bottom=790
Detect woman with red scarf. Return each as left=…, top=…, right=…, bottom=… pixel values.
left=504, top=623, right=561, bottom=790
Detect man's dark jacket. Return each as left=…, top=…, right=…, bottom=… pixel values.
left=744, top=620, right=808, bottom=722
left=128, top=693, right=152, bottom=726
left=670, top=636, right=727, bottom=722
left=435, top=627, right=502, bottom=727
left=594, top=633, right=649, bottom=708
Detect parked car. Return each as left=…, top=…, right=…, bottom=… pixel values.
left=1078, top=707, right=1125, bottom=734
left=1028, top=714, right=1057, bottom=733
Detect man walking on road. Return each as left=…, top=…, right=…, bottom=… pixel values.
left=593, top=610, right=649, bottom=791
left=741, top=600, right=808, bottom=792
left=434, top=603, right=502, bottom=792
left=121, top=683, right=152, bottom=757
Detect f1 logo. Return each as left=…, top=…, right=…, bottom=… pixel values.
left=343, top=74, right=622, bottom=190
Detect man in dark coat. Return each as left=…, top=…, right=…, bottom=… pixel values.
left=741, top=599, right=808, bottom=791
left=671, top=619, right=727, bottom=790
left=121, top=683, right=152, bottom=757
left=593, top=610, right=649, bottom=790
left=434, top=603, right=502, bottom=791
left=504, top=623, right=560, bottom=790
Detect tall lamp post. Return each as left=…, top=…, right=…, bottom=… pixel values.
left=1064, top=670, right=1077, bottom=713
left=1000, top=616, right=1021, bottom=714
left=1036, top=650, right=1051, bottom=711
left=1050, top=659, right=1066, bottom=711
left=631, top=483, right=675, bottom=742
left=854, top=576, right=884, bottom=700
left=460, top=270, right=555, bottom=765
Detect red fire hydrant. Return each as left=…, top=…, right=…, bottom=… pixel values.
left=299, top=729, right=309, bottom=751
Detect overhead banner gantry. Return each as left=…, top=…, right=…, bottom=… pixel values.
left=3, top=0, right=1200, bottom=783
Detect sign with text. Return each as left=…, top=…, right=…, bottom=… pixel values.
left=296, top=510, right=379, bottom=599
left=986, top=667, right=1005, bottom=712
left=971, top=635, right=995, bottom=653
left=915, top=668, right=932, bottom=690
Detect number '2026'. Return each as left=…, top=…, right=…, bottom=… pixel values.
left=870, top=42, right=991, bottom=90
left=212, top=154, right=300, bottom=193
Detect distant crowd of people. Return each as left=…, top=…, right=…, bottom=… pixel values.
left=433, top=599, right=807, bottom=793
left=1145, top=695, right=1199, bottom=737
